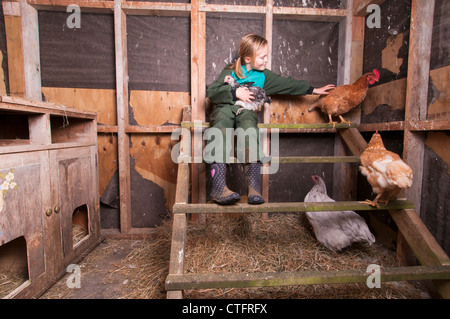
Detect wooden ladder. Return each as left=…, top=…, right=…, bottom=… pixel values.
left=165, top=123, right=450, bottom=299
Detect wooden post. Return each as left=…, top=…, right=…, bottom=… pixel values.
left=333, top=0, right=354, bottom=200
left=19, top=0, right=41, bottom=101
left=114, top=0, right=131, bottom=234
left=197, top=6, right=207, bottom=218
left=403, top=0, right=435, bottom=215
left=261, top=0, right=273, bottom=219
left=3, top=1, right=25, bottom=97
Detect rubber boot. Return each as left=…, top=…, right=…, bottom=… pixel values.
left=210, top=163, right=240, bottom=205
left=246, top=162, right=265, bottom=205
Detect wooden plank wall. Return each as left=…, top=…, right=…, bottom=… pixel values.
left=0, top=0, right=448, bottom=252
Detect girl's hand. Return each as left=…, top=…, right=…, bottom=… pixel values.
left=313, top=84, right=335, bottom=95
left=236, top=87, right=255, bottom=103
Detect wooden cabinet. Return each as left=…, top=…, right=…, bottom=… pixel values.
left=0, top=96, right=100, bottom=298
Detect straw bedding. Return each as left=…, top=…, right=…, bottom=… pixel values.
left=38, top=212, right=431, bottom=299
left=119, top=212, right=429, bottom=299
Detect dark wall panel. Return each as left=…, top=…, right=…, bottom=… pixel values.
left=430, top=0, right=450, bottom=70
left=421, top=138, right=450, bottom=256
left=272, top=20, right=339, bottom=87
left=363, top=0, right=411, bottom=85
left=269, top=133, right=336, bottom=203
left=39, top=11, right=115, bottom=89
left=127, top=15, right=190, bottom=92
left=206, top=16, right=264, bottom=87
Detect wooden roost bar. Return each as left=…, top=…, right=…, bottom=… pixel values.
left=0, top=0, right=449, bottom=299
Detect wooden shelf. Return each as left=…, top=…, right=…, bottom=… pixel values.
left=181, top=121, right=358, bottom=130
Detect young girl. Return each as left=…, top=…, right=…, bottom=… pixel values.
left=206, top=33, right=335, bottom=205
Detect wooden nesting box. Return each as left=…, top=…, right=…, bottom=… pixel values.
left=0, top=96, right=101, bottom=298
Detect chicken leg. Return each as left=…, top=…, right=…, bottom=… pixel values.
left=327, top=114, right=338, bottom=128
left=360, top=193, right=382, bottom=208
left=338, top=115, right=352, bottom=127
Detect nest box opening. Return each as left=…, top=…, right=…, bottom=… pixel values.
left=72, top=204, right=89, bottom=247
left=0, top=236, right=29, bottom=298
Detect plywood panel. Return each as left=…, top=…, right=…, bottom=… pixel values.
left=428, top=65, right=450, bottom=120
left=97, top=133, right=118, bottom=196
left=4, top=15, right=25, bottom=97
left=0, top=51, right=7, bottom=95
left=269, top=95, right=324, bottom=124
left=41, top=87, right=117, bottom=126
left=129, top=134, right=178, bottom=213
left=129, top=90, right=190, bottom=126
left=361, top=78, right=407, bottom=115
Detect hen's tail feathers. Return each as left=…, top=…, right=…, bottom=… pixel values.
left=308, top=102, right=318, bottom=112
left=386, top=160, right=413, bottom=188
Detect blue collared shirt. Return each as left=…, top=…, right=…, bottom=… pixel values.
left=231, top=66, right=266, bottom=88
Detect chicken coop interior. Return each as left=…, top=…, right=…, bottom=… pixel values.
left=0, top=0, right=449, bottom=300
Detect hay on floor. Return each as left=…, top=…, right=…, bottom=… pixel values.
left=122, top=212, right=430, bottom=299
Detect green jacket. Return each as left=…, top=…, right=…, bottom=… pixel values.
left=207, top=68, right=312, bottom=106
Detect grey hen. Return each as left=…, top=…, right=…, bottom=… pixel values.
left=304, top=175, right=375, bottom=252
left=224, top=75, right=272, bottom=115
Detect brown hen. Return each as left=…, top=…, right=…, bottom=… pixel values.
left=359, top=131, right=413, bottom=207
left=309, top=69, right=380, bottom=127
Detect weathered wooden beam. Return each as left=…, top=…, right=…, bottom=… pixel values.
left=166, top=265, right=450, bottom=290
left=407, top=120, right=450, bottom=131
left=175, top=163, right=189, bottom=205
left=20, top=0, right=41, bottom=101
left=114, top=0, right=131, bottom=234
left=262, top=0, right=273, bottom=222
left=272, top=156, right=360, bottom=164
left=123, top=1, right=190, bottom=16
left=181, top=121, right=358, bottom=129
left=27, top=0, right=114, bottom=12
left=337, top=127, right=368, bottom=156
left=358, top=121, right=405, bottom=132
left=337, top=0, right=353, bottom=86
left=167, top=213, right=188, bottom=299
left=173, top=200, right=414, bottom=215
left=124, top=125, right=180, bottom=133
left=389, top=209, right=450, bottom=298
left=403, top=0, right=435, bottom=215
left=353, top=0, right=387, bottom=17
left=389, top=210, right=450, bottom=267
left=176, top=155, right=359, bottom=164
left=0, top=96, right=96, bottom=118
left=199, top=3, right=265, bottom=15
left=273, top=7, right=347, bottom=22
left=3, top=1, right=25, bottom=97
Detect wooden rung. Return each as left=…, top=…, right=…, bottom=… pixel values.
left=165, top=265, right=450, bottom=291
left=173, top=200, right=415, bottom=214
left=273, top=156, right=360, bottom=163
left=181, top=121, right=358, bottom=129
left=177, top=156, right=360, bottom=164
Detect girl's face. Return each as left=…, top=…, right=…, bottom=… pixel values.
left=245, top=45, right=269, bottom=71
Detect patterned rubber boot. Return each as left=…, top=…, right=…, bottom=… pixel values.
left=210, top=163, right=241, bottom=205
left=246, top=162, right=265, bottom=205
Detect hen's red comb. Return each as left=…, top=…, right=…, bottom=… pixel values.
left=373, top=69, right=380, bottom=79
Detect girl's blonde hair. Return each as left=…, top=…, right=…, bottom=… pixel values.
left=229, top=33, right=268, bottom=79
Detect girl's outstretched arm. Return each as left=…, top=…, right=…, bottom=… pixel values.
left=312, top=84, right=335, bottom=95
